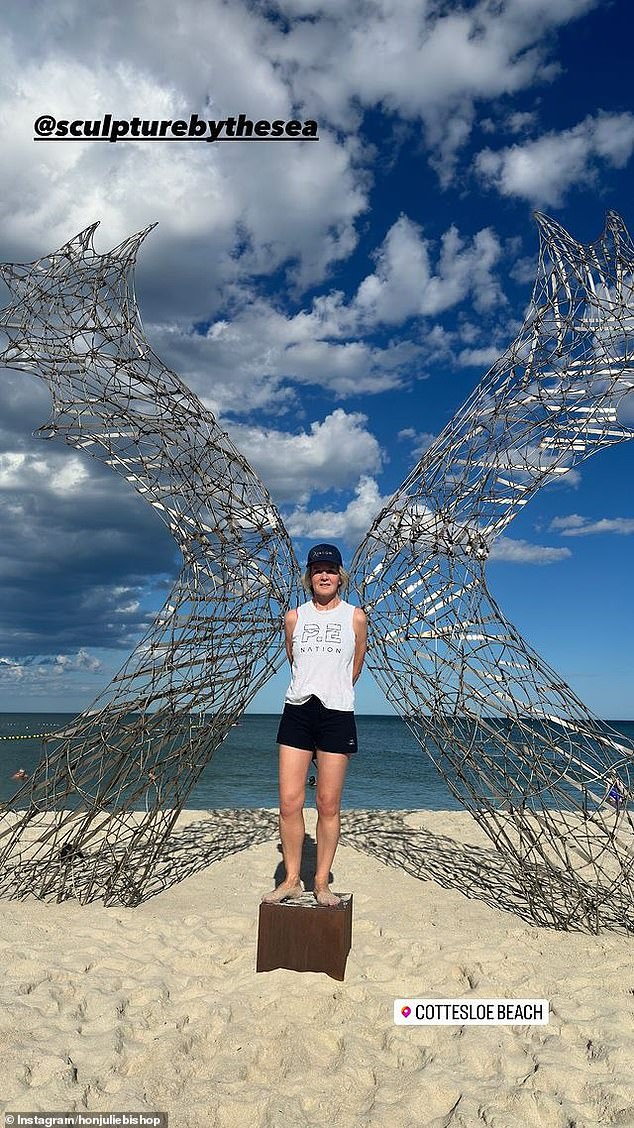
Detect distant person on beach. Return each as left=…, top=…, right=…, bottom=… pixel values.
left=262, top=543, right=367, bottom=907
left=11, top=768, right=29, bottom=781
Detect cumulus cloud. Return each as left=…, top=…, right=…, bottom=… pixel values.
left=0, top=451, right=88, bottom=493
left=0, top=373, right=178, bottom=655
left=285, top=475, right=390, bottom=546
left=509, top=255, right=539, bottom=285
left=0, top=0, right=599, bottom=311
left=456, top=345, right=501, bottom=368
left=0, top=649, right=102, bottom=681
left=0, top=0, right=609, bottom=678
left=279, top=338, right=419, bottom=397
left=147, top=215, right=504, bottom=413
left=227, top=409, right=383, bottom=505
left=489, top=537, right=571, bottom=564
left=398, top=429, right=437, bottom=460
left=269, top=0, right=598, bottom=176
left=0, top=7, right=368, bottom=319
left=351, top=217, right=504, bottom=322
left=151, top=309, right=419, bottom=415
left=506, top=111, right=538, bottom=135
left=475, top=112, right=634, bottom=206
left=0, top=649, right=107, bottom=707
left=550, top=514, right=634, bottom=536
left=51, top=649, right=102, bottom=672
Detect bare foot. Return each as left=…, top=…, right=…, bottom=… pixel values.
left=261, top=880, right=303, bottom=904
left=314, top=885, right=343, bottom=908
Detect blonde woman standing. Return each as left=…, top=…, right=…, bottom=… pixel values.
left=263, top=544, right=367, bottom=907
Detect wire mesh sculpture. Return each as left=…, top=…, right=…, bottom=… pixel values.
left=0, top=223, right=302, bottom=905
left=350, top=211, right=634, bottom=932
left=0, top=212, right=633, bottom=928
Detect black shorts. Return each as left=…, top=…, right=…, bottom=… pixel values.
left=276, top=695, right=358, bottom=754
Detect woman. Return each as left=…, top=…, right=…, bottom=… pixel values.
left=263, top=543, right=367, bottom=907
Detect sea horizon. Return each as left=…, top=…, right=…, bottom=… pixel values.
left=1, top=709, right=633, bottom=720
left=2, top=711, right=633, bottom=811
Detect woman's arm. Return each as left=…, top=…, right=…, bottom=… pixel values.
left=352, top=606, right=368, bottom=684
left=284, top=609, right=298, bottom=665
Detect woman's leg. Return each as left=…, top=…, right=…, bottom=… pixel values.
left=314, top=750, right=349, bottom=906
left=262, top=743, right=312, bottom=902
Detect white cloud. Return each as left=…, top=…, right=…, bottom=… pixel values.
left=489, top=536, right=571, bottom=564
left=50, top=458, right=89, bottom=493
left=284, top=215, right=505, bottom=334
left=0, top=450, right=88, bottom=493
left=270, top=0, right=598, bottom=176
left=0, top=10, right=368, bottom=318
left=456, top=345, right=501, bottom=368
left=509, top=255, right=538, bottom=285
left=550, top=515, right=634, bottom=536
left=398, top=429, right=437, bottom=460
left=227, top=409, right=383, bottom=505
left=0, top=0, right=612, bottom=656
left=475, top=112, right=634, bottom=206
left=475, top=439, right=583, bottom=491
left=550, top=514, right=585, bottom=532
left=52, top=649, right=102, bottom=672
left=352, top=217, right=504, bottom=323
left=0, top=0, right=600, bottom=313
left=285, top=475, right=390, bottom=545
left=551, top=468, right=581, bottom=489
left=506, top=111, right=538, bottom=134
left=146, top=215, right=503, bottom=413
left=280, top=338, right=419, bottom=397
left=428, top=106, right=475, bottom=188
left=0, top=648, right=102, bottom=682
left=0, top=452, right=30, bottom=487
left=616, top=390, right=634, bottom=427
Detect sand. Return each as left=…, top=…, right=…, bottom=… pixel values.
left=0, top=807, right=632, bottom=1128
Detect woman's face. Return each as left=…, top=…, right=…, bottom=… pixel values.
left=310, top=562, right=340, bottom=598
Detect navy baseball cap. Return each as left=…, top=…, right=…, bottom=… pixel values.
left=307, top=543, right=343, bottom=568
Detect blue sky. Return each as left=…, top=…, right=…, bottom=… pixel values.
left=0, top=0, right=633, bottom=715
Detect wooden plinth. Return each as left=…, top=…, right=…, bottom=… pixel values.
left=256, top=892, right=353, bottom=981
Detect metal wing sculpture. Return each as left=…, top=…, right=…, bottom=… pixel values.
left=350, top=211, right=634, bottom=932
left=0, top=213, right=633, bottom=929
left=0, top=224, right=302, bottom=905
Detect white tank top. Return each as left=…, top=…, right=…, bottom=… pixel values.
left=285, top=599, right=356, bottom=712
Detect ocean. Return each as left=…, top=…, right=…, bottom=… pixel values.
left=1, top=712, right=634, bottom=811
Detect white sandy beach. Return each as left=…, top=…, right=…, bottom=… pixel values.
left=0, top=807, right=632, bottom=1128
